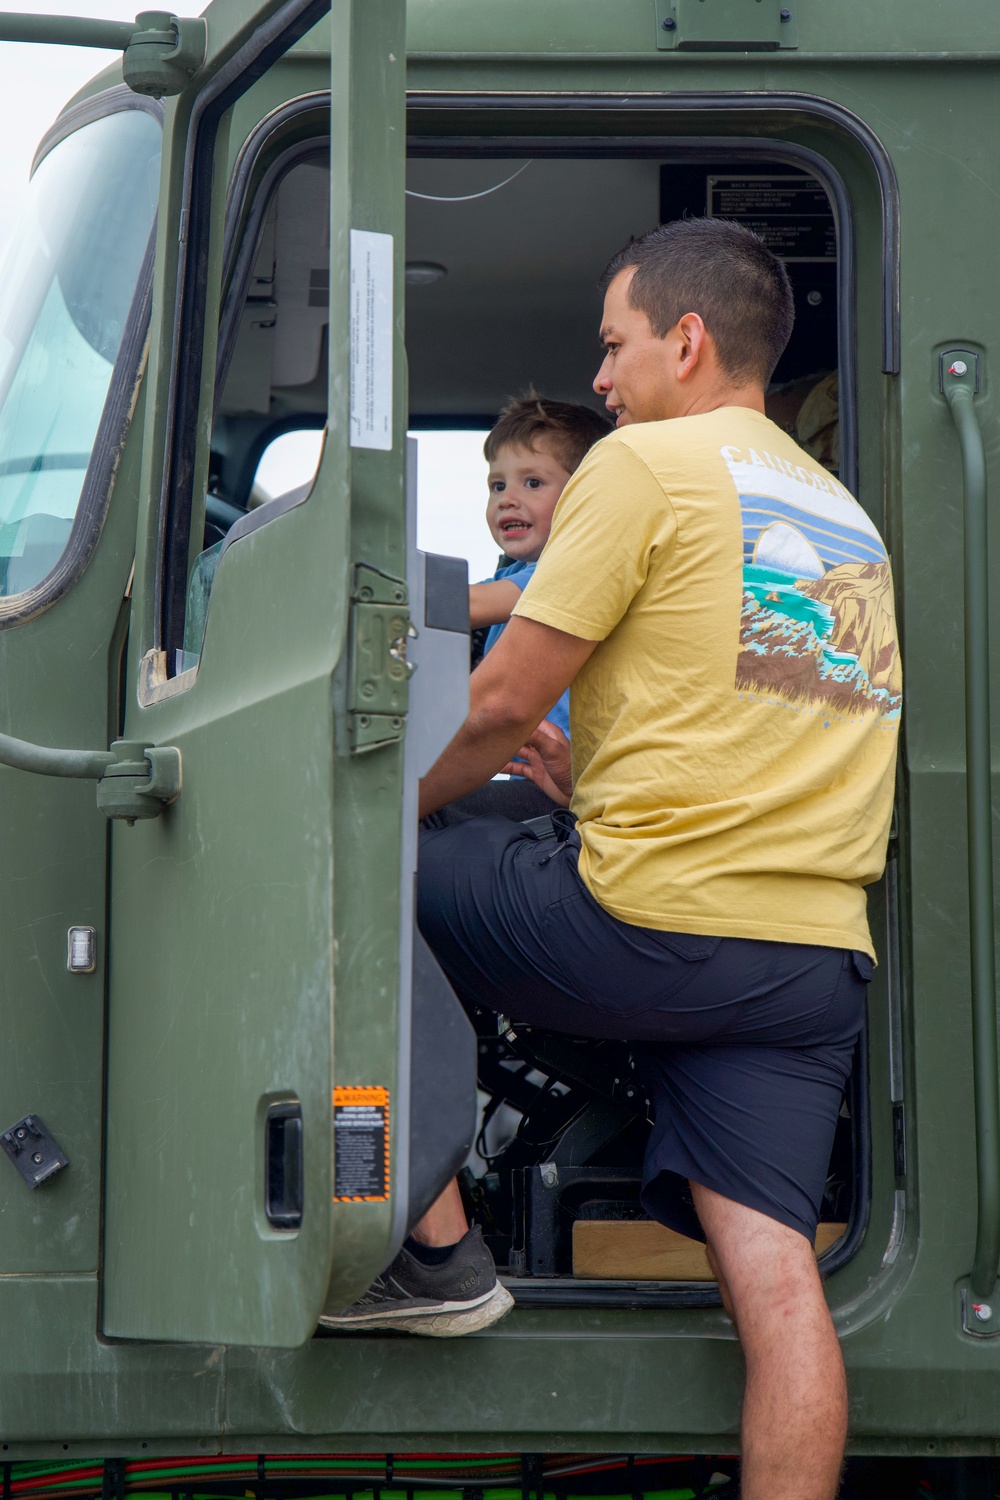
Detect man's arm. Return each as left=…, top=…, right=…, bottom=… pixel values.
left=418, top=615, right=597, bottom=819
left=469, top=578, right=523, bottom=629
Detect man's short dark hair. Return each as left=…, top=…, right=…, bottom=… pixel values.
left=484, top=393, right=614, bottom=473
left=599, top=217, right=795, bottom=386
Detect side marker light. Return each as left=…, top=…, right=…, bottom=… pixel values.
left=67, top=926, right=97, bottom=973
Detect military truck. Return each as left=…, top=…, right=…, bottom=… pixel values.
left=0, top=1, right=996, bottom=1495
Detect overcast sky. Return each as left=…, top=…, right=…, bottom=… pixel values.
left=0, top=3, right=496, bottom=579
left=0, top=0, right=204, bottom=257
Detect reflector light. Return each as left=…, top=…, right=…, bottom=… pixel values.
left=67, top=926, right=96, bottom=973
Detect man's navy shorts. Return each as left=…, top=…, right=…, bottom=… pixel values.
left=417, top=813, right=871, bottom=1244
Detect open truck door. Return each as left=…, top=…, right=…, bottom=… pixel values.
left=0, top=0, right=475, bottom=1350
left=101, top=0, right=475, bottom=1347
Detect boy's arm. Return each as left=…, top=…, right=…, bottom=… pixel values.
left=469, top=578, right=524, bottom=629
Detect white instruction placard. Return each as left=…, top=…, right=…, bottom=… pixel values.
left=349, top=228, right=393, bottom=451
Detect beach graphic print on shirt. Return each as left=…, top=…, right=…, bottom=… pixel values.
left=722, top=444, right=901, bottom=720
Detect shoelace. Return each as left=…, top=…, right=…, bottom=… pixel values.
left=354, top=1272, right=390, bottom=1307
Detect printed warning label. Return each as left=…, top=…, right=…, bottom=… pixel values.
left=707, top=175, right=835, bottom=262
left=333, top=1086, right=390, bottom=1202
left=349, top=228, right=393, bottom=451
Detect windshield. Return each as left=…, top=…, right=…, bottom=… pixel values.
left=0, top=107, right=161, bottom=598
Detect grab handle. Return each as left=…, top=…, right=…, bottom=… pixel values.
left=943, top=351, right=1000, bottom=1303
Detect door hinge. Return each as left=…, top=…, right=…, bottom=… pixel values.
left=347, top=564, right=414, bottom=754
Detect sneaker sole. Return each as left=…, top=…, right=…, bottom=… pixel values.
left=319, top=1281, right=514, bottom=1337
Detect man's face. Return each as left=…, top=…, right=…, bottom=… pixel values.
left=593, top=267, right=680, bottom=427
left=485, top=438, right=572, bottom=563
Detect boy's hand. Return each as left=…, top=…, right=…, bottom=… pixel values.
left=502, top=719, right=572, bottom=806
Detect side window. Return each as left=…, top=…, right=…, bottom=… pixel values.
left=410, top=429, right=493, bottom=581
left=0, top=107, right=160, bottom=604
left=246, top=428, right=495, bottom=581
left=253, top=428, right=325, bottom=505
left=180, top=425, right=326, bottom=668
left=178, top=142, right=494, bottom=673
left=178, top=153, right=332, bottom=671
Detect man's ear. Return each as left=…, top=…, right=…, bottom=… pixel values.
left=675, top=312, right=708, bottom=382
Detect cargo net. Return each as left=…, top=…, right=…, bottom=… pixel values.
left=0, top=1455, right=737, bottom=1500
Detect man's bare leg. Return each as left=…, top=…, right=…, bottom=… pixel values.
left=693, top=1182, right=847, bottom=1500
left=410, top=1178, right=469, bottom=1246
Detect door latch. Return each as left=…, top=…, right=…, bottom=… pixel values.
left=347, top=563, right=414, bottom=754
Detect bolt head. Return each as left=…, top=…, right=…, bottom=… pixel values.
left=31, top=1153, right=43, bottom=1165
left=661, top=15, right=676, bottom=28
left=949, top=360, right=969, bottom=377
left=780, top=6, right=791, bottom=18
left=974, top=1301, right=993, bottom=1321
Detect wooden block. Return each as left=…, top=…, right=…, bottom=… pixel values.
left=571, top=1219, right=847, bottom=1281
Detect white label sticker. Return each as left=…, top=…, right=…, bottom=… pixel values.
left=349, top=228, right=393, bottom=451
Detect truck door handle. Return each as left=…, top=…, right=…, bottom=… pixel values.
left=942, top=350, right=1000, bottom=1306
left=0, top=731, right=180, bottom=823
left=265, top=1103, right=304, bottom=1231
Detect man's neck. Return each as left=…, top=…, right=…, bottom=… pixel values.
left=674, top=380, right=767, bottom=419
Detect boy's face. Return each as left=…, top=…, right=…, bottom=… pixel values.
left=485, top=438, right=572, bottom=563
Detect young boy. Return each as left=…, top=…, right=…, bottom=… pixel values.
left=421, top=396, right=611, bottom=830
left=470, top=394, right=613, bottom=739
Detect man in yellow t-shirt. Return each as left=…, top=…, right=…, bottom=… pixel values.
left=337, top=218, right=897, bottom=1499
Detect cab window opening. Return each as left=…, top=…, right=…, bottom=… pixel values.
left=182, top=118, right=870, bottom=1304
left=409, top=144, right=863, bottom=1303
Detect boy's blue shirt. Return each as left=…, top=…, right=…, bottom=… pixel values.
left=480, top=559, right=571, bottom=739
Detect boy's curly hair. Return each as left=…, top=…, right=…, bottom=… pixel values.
left=484, top=392, right=613, bottom=475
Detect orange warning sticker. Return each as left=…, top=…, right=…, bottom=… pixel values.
left=332, top=1086, right=390, bottom=1202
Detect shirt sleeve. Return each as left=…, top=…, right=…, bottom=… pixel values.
left=477, top=561, right=535, bottom=588
left=508, top=561, right=536, bottom=590
left=512, top=436, right=676, bottom=641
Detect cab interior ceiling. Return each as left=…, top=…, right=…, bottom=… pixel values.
left=212, top=151, right=840, bottom=506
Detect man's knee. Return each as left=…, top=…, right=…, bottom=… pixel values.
left=693, top=1181, right=825, bottom=1326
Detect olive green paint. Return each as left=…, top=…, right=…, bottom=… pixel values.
left=0, top=0, right=997, bottom=1460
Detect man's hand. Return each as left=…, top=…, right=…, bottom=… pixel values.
left=418, top=615, right=597, bottom=820
left=502, top=719, right=572, bottom=806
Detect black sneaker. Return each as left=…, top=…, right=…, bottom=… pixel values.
left=318, top=1225, right=514, bottom=1336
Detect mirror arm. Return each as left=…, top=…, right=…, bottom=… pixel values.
left=0, top=730, right=112, bottom=781
left=0, top=732, right=180, bottom=822
left=0, top=11, right=208, bottom=97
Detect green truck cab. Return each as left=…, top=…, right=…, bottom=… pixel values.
left=0, top=1, right=996, bottom=1491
